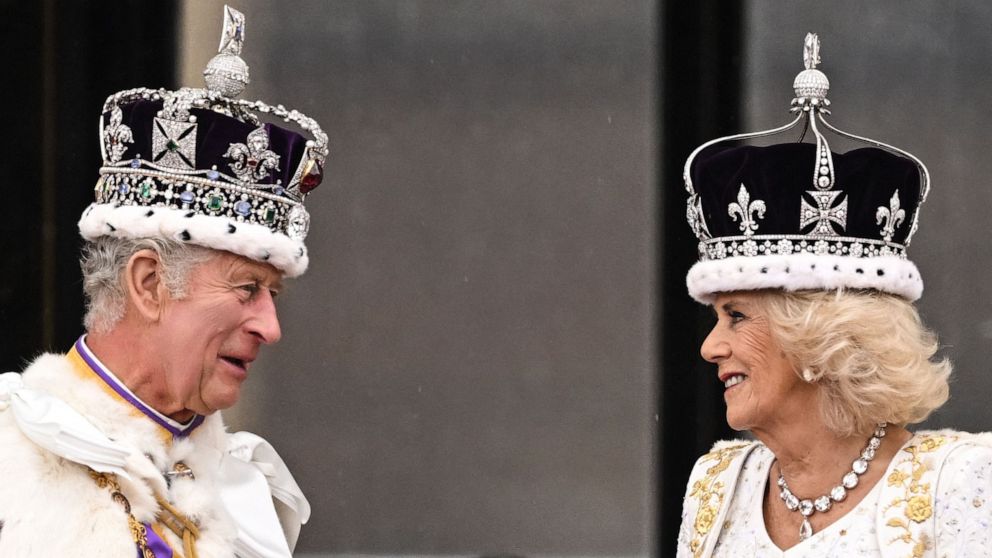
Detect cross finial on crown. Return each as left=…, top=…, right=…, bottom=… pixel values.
left=803, top=33, right=821, bottom=70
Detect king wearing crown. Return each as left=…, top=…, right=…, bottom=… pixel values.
left=0, top=7, right=323, bottom=557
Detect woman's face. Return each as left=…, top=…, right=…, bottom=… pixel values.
left=700, top=291, right=817, bottom=433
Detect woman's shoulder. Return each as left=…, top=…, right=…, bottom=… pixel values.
left=685, top=439, right=767, bottom=481
left=888, top=429, right=992, bottom=486
left=683, top=439, right=771, bottom=496
left=903, top=429, right=992, bottom=457
left=678, top=440, right=767, bottom=558
left=696, top=438, right=767, bottom=462
left=857, top=429, right=992, bottom=557
left=897, top=430, right=992, bottom=555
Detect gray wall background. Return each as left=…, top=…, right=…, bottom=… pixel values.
left=174, top=1, right=992, bottom=556
left=743, top=1, right=992, bottom=433
left=180, top=1, right=657, bottom=556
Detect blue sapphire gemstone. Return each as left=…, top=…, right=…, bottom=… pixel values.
left=234, top=200, right=252, bottom=216
left=130, top=159, right=141, bottom=169
left=207, top=169, right=220, bottom=180
left=179, top=191, right=195, bottom=204
left=273, top=186, right=285, bottom=196
left=118, top=182, right=130, bottom=195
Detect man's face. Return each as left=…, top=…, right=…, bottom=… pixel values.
left=156, top=251, right=283, bottom=418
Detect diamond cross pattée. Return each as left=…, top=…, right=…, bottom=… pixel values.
left=152, top=117, right=197, bottom=170
left=800, top=190, right=847, bottom=236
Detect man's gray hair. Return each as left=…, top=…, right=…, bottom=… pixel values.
left=81, top=237, right=213, bottom=334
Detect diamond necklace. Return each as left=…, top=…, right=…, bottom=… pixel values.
left=776, top=422, right=887, bottom=541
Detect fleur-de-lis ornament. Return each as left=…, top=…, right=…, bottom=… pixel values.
left=728, top=184, right=766, bottom=236
left=104, top=106, right=133, bottom=163
left=224, top=126, right=280, bottom=183
left=876, top=190, right=906, bottom=243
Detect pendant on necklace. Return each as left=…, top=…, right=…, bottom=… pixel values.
left=799, top=517, right=813, bottom=540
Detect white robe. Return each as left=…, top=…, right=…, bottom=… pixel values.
left=0, top=347, right=308, bottom=557
left=676, top=431, right=992, bottom=557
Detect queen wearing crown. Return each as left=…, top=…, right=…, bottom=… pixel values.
left=676, top=35, right=992, bottom=557
left=0, top=7, right=324, bottom=557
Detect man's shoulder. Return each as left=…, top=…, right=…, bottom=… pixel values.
left=0, top=353, right=93, bottom=477
left=15, top=351, right=75, bottom=389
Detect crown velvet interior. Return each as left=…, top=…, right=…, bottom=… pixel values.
left=691, top=143, right=921, bottom=246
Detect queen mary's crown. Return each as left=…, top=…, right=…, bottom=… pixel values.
left=682, top=33, right=931, bottom=303
left=78, top=5, right=328, bottom=277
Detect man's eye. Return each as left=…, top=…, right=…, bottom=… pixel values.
left=238, top=284, right=260, bottom=296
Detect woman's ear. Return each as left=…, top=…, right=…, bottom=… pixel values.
left=125, top=249, right=167, bottom=322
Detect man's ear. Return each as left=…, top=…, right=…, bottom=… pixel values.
left=125, top=249, right=168, bottom=322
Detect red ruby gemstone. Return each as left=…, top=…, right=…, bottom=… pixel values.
left=247, top=158, right=258, bottom=167
left=300, top=162, right=323, bottom=194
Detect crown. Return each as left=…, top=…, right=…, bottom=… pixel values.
left=79, top=6, right=328, bottom=277
left=682, top=33, right=930, bottom=303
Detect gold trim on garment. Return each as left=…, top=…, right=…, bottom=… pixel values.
left=687, top=443, right=750, bottom=557
left=881, top=434, right=957, bottom=558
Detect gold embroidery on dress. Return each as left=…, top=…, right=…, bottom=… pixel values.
left=687, top=444, right=749, bottom=557
left=882, top=434, right=957, bottom=558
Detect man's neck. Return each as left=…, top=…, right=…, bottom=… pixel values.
left=85, top=328, right=193, bottom=422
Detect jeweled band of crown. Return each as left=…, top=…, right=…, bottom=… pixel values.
left=82, top=6, right=329, bottom=277
left=681, top=33, right=931, bottom=302
left=99, top=85, right=328, bottom=203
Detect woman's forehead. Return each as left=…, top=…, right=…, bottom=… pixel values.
left=713, top=291, right=762, bottom=307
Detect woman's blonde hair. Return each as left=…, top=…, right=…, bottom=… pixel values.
left=757, top=289, right=950, bottom=438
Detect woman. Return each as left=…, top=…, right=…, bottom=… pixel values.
left=675, top=35, right=992, bottom=557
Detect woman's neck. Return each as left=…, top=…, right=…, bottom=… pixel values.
left=754, top=420, right=911, bottom=497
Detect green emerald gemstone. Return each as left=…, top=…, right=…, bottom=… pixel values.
left=207, top=196, right=223, bottom=211
left=264, top=207, right=277, bottom=224
left=140, top=181, right=154, bottom=199
left=167, top=139, right=180, bottom=152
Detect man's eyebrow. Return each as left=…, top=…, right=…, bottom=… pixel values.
left=230, top=270, right=283, bottom=290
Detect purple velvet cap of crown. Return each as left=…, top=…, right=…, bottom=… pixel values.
left=691, top=143, right=921, bottom=247
left=104, top=99, right=314, bottom=192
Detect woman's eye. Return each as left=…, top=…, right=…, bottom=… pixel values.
left=729, top=311, right=746, bottom=323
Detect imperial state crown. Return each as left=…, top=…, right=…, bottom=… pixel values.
left=79, top=5, right=328, bottom=277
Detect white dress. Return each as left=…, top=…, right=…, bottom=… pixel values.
left=678, top=432, right=992, bottom=557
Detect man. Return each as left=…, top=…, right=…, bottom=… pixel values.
left=0, top=6, right=325, bottom=557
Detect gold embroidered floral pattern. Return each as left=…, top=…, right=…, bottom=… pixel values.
left=882, top=433, right=958, bottom=558
left=687, top=444, right=749, bottom=557
left=905, top=495, right=932, bottom=523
